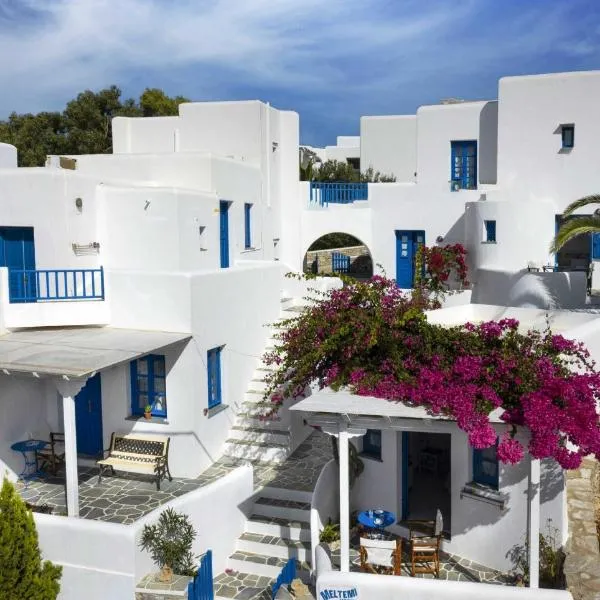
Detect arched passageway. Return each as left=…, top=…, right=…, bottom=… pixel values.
left=303, top=232, right=373, bottom=280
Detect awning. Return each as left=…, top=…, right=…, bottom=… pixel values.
left=290, top=388, right=504, bottom=423
left=0, top=327, right=191, bottom=378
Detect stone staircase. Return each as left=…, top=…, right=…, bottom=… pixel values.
left=214, top=296, right=317, bottom=600
left=221, top=297, right=305, bottom=465
left=214, top=487, right=313, bottom=600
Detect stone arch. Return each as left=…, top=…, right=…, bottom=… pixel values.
left=303, top=232, right=374, bottom=279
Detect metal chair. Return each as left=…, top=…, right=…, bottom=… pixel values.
left=35, top=432, right=65, bottom=474
left=359, top=536, right=402, bottom=576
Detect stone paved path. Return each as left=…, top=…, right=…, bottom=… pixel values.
left=18, top=430, right=332, bottom=524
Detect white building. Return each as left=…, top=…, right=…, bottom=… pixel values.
left=0, top=70, right=597, bottom=599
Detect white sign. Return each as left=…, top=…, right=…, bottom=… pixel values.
left=319, top=588, right=359, bottom=600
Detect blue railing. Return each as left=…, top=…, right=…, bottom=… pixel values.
left=188, top=550, right=214, bottom=600
left=331, top=251, right=351, bottom=274
left=8, top=267, right=105, bottom=303
left=309, top=182, right=368, bottom=206
left=271, top=558, right=296, bottom=599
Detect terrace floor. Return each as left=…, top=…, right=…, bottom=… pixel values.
left=17, top=431, right=333, bottom=525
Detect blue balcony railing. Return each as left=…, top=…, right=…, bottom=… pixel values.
left=8, top=267, right=105, bottom=304
left=309, top=182, right=368, bottom=206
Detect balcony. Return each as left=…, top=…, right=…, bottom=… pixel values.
left=0, top=267, right=109, bottom=328
left=309, top=182, right=368, bottom=206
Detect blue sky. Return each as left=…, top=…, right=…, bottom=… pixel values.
left=0, top=0, right=599, bottom=146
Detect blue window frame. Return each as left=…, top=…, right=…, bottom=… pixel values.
left=473, top=445, right=499, bottom=489
left=244, top=203, right=252, bottom=249
left=207, top=347, right=222, bottom=409
left=130, top=354, right=167, bottom=417
left=561, top=125, right=574, bottom=149
left=450, top=140, right=477, bottom=191
left=484, top=220, right=496, bottom=243
left=362, top=429, right=382, bottom=460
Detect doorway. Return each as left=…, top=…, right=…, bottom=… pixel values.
left=75, top=373, right=103, bottom=457
left=401, top=431, right=451, bottom=532
left=0, top=226, right=36, bottom=302
left=395, top=230, right=425, bottom=288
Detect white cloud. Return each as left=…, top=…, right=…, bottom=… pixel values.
left=0, top=0, right=597, bottom=142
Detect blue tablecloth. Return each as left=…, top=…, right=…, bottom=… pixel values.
left=358, top=509, right=396, bottom=530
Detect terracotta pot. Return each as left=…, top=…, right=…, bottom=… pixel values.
left=144, top=412, right=152, bottom=420
left=157, top=564, right=173, bottom=583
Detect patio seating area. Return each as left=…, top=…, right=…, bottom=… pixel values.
left=328, top=533, right=511, bottom=584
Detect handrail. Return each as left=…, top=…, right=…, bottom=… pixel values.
left=309, top=182, right=368, bottom=206
left=8, top=267, right=105, bottom=303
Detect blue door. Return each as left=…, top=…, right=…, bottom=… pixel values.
left=0, top=227, right=36, bottom=302
left=395, top=230, right=425, bottom=288
left=75, top=373, right=103, bottom=456
left=219, top=201, right=230, bottom=268
left=450, top=141, right=477, bottom=190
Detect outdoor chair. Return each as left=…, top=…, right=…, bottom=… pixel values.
left=35, top=432, right=65, bottom=474
left=407, top=509, right=443, bottom=577
left=359, top=536, right=402, bottom=576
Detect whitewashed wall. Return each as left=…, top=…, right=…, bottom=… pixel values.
left=0, top=142, right=17, bottom=168
left=360, top=115, right=417, bottom=182
left=112, top=116, right=179, bottom=154
left=317, top=571, right=572, bottom=600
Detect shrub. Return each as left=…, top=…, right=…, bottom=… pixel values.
left=0, top=478, right=62, bottom=600
left=319, top=520, right=340, bottom=543
left=139, top=508, right=197, bottom=576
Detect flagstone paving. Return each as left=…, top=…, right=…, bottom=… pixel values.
left=17, top=430, right=333, bottom=524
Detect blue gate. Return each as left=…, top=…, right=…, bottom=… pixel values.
left=187, top=550, right=214, bottom=600
left=272, top=558, right=296, bottom=599
left=331, top=251, right=351, bottom=274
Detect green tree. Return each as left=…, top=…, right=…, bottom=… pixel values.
left=0, top=86, right=190, bottom=166
left=550, top=194, right=600, bottom=252
left=0, top=478, right=62, bottom=600
left=310, top=159, right=396, bottom=183
left=308, top=232, right=362, bottom=250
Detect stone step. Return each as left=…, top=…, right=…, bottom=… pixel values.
left=229, top=426, right=290, bottom=445
left=223, top=440, right=290, bottom=463
left=227, top=551, right=310, bottom=581
left=213, top=570, right=273, bottom=600
left=246, top=514, right=311, bottom=542
left=259, top=486, right=313, bottom=504
left=244, top=390, right=271, bottom=403
left=237, top=532, right=311, bottom=563
left=235, top=414, right=286, bottom=428
left=248, top=378, right=270, bottom=392
left=253, top=496, right=311, bottom=521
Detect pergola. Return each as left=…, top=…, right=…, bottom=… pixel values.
left=0, top=326, right=191, bottom=517
left=290, top=389, right=542, bottom=588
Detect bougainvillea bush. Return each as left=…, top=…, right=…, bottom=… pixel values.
left=263, top=276, right=600, bottom=469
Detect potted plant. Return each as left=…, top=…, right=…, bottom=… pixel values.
left=139, top=508, right=197, bottom=582
left=143, top=404, right=152, bottom=420
left=319, top=519, right=341, bottom=552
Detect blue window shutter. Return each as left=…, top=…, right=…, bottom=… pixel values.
left=130, top=360, right=139, bottom=415
left=244, top=203, right=252, bottom=249
left=592, top=233, right=600, bottom=260
left=473, top=446, right=499, bottom=489
left=485, top=220, right=496, bottom=242
left=207, top=347, right=223, bottom=409
left=561, top=125, right=574, bottom=149
left=130, top=354, right=167, bottom=417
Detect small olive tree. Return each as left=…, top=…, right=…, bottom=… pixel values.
left=0, top=478, right=62, bottom=600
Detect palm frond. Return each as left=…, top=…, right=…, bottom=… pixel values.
left=561, top=194, right=600, bottom=217
left=550, top=215, right=600, bottom=253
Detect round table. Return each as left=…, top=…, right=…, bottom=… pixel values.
left=357, top=509, right=396, bottom=538
left=11, top=439, right=48, bottom=480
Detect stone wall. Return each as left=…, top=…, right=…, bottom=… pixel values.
left=304, top=245, right=372, bottom=276
left=564, top=457, right=600, bottom=600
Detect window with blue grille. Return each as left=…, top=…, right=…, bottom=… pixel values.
left=130, top=354, right=167, bottom=417
left=450, top=140, right=477, bottom=191
left=484, top=220, right=496, bottom=243
left=473, top=445, right=499, bottom=489
left=362, top=429, right=382, bottom=460
left=244, top=203, right=252, bottom=249
left=561, top=125, right=574, bottom=149
left=207, top=347, right=223, bottom=409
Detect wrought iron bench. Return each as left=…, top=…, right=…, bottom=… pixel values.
left=97, top=432, right=172, bottom=490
